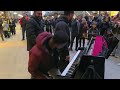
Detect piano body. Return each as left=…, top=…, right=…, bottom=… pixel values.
left=57, top=35, right=119, bottom=79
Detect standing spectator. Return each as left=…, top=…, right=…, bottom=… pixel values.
left=88, top=21, right=99, bottom=41
left=2, top=19, right=10, bottom=38
left=70, top=18, right=79, bottom=51
left=78, top=18, right=89, bottom=48
left=11, top=19, right=16, bottom=35
left=21, top=13, right=28, bottom=40
left=100, top=17, right=112, bottom=36
left=45, top=17, right=52, bottom=33
left=55, top=11, right=74, bottom=72
left=89, top=15, right=94, bottom=27
left=9, top=19, right=16, bottom=35
left=0, top=18, right=4, bottom=41
left=52, top=13, right=58, bottom=33
left=26, top=11, right=44, bottom=51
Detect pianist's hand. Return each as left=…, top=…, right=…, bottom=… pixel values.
left=65, top=55, right=70, bottom=61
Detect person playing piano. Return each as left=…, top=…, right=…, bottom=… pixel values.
left=28, top=31, right=69, bottom=79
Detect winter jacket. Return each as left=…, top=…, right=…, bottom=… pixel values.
left=28, top=32, right=59, bottom=79
left=2, top=21, right=9, bottom=31
left=26, top=16, right=44, bottom=51
left=54, top=15, right=70, bottom=57
left=71, top=19, right=79, bottom=36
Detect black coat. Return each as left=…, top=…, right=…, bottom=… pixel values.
left=54, top=15, right=70, bottom=58
left=9, top=21, right=16, bottom=30
left=21, top=17, right=27, bottom=29
left=45, top=20, right=52, bottom=29
left=99, top=21, right=112, bottom=35
left=71, top=19, right=79, bottom=36
left=55, top=15, right=70, bottom=37
left=26, top=16, right=44, bottom=51
left=52, top=18, right=58, bottom=29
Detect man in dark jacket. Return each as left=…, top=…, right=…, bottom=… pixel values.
left=45, top=17, right=52, bottom=33
left=100, top=17, right=112, bottom=36
left=55, top=11, right=74, bottom=72
left=26, top=11, right=44, bottom=51
left=70, top=18, right=79, bottom=51
left=28, top=31, right=69, bottom=79
left=52, top=13, right=58, bottom=32
left=21, top=13, right=28, bottom=40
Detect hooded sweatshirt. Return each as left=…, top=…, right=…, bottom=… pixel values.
left=28, top=32, right=59, bottom=79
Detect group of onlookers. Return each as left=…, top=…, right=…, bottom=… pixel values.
left=0, top=17, right=16, bottom=41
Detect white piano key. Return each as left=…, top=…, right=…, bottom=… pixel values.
left=61, top=50, right=81, bottom=76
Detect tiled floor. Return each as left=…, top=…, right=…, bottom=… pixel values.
left=0, top=24, right=120, bottom=79
left=0, top=24, right=30, bottom=79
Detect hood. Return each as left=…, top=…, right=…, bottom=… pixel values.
left=36, top=32, right=53, bottom=49
left=57, top=15, right=69, bottom=24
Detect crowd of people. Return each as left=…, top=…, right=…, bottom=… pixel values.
left=21, top=11, right=119, bottom=79
left=0, top=11, right=120, bottom=79
left=0, top=17, right=17, bottom=41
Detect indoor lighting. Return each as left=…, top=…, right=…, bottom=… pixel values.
left=18, top=14, right=23, bottom=17
left=86, top=11, right=91, bottom=15
left=13, top=12, right=17, bottom=14
left=1, top=12, right=4, bottom=14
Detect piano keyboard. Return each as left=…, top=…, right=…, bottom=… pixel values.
left=87, top=41, right=95, bottom=55
left=60, top=37, right=94, bottom=78
left=61, top=50, right=83, bottom=77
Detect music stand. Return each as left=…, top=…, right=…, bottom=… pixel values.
left=105, top=37, right=119, bottom=59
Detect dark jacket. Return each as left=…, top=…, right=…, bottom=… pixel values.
left=26, top=16, right=44, bottom=51
left=0, top=19, right=3, bottom=30
left=79, top=23, right=88, bottom=38
left=28, top=32, right=59, bottom=79
left=71, top=19, right=79, bottom=36
left=9, top=20, right=16, bottom=30
left=21, top=17, right=27, bottom=29
left=55, top=15, right=70, bottom=57
left=100, top=21, right=112, bottom=35
left=45, top=20, right=52, bottom=29
left=52, top=18, right=58, bottom=29
left=55, top=15, right=70, bottom=37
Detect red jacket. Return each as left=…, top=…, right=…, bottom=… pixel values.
left=28, top=32, right=54, bottom=79
left=19, top=18, right=22, bottom=25
left=19, top=16, right=29, bottom=26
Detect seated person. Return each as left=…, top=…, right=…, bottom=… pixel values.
left=28, top=31, right=69, bottom=79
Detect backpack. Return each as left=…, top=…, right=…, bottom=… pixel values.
left=92, top=36, right=108, bottom=57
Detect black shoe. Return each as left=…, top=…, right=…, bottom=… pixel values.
left=22, top=39, right=25, bottom=40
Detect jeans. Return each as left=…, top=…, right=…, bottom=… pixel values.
left=22, top=28, right=26, bottom=40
